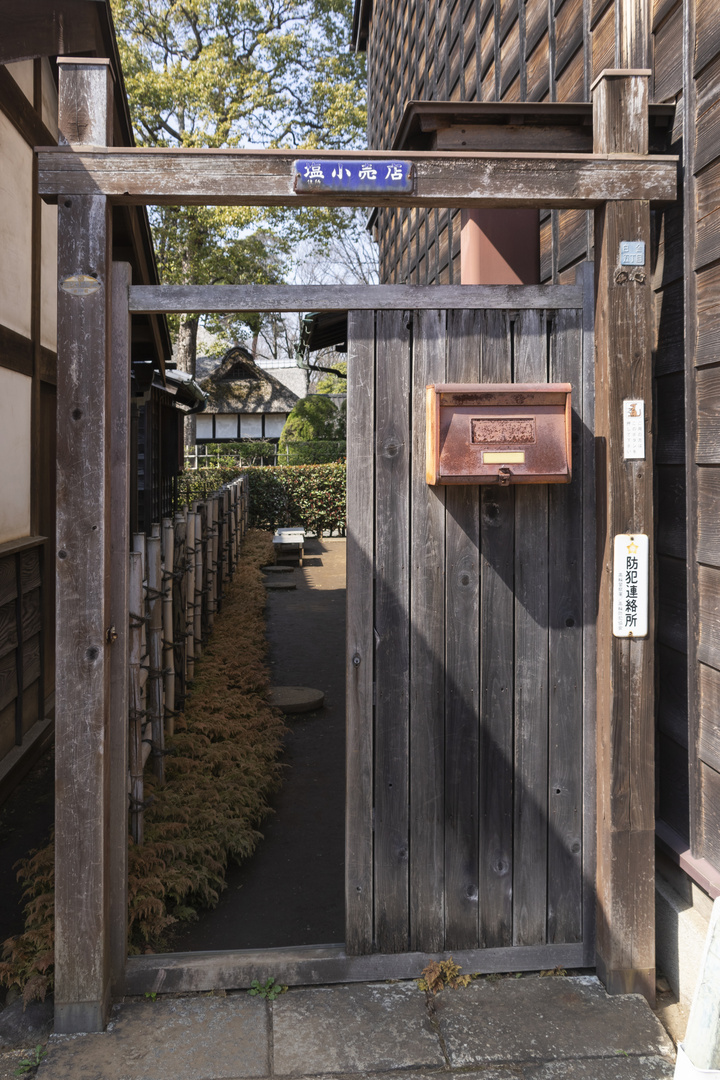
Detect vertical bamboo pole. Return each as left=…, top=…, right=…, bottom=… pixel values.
left=186, top=511, right=196, bottom=682
left=216, top=495, right=224, bottom=612
left=161, top=518, right=175, bottom=737
left=172, top=512, right=187, bottom=715
left=128, top=551, right=144, bottom=845
left=200, top=501, right=210, bottom=643
left=193, top=512, right=203, bottom=658
left=146, top=534, right=164, bottom=782
left=208, top=498, right=218, bottom=632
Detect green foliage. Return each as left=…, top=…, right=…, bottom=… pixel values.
left=314, top=361, right=347, bottom=394
left=0, top=532, right=286, bottom=1004
left=246, top=464, right=346, bottom=534
left=203, top=442, right=278, bottom=465
left=278, top=440, right=346, bottom=465
left=111, top=0, right=367, bottom=355
left=248, top=977, right=287, bottom=1000
left=279, top=395, right=343, bottom=445
left=180, top=466, right=246, bottom=503
left=14, top=1046, right=47, bottom=1075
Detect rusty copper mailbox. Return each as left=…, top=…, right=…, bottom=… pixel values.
left=426, top=383, right=572, bottom=486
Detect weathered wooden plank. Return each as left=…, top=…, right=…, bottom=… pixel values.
left=479, top=309, right=514, bottom=949
left=513, top=308, right=549, bottom=948
left=20, top=588, right=41, bottom=642
left=653, top=280, right=685, bottom=374
left=558, top=208, right=589, bottom=270
left=699, top=662, right=720, bottom=773
left=555, top=0, right=584, bottom=75
left=696, top=367, right=720, bottom=462
left=54, top=57, right=113, bottom=1035
left=374, top=309, right=411, bottom=954
left=695, top=52, right=720, bottom=174
left=547, top=306, right=583, bottom=944
left=37, top=147, right=679, bottom=208
left=697, top=467, right=720, bottom=566
left=652, top=2, right=684, bottom=103
left=698, top=564, right=720, bottom=670
left=345, top=310, right=375, bottom=956
left=695, top=0, right=720, bottom=77
left=0, top=649, right=18, bottom=713
left=695, top=158, right=720, bottom=270
left=128, top=283, right=584, bottom=314
left=0, top=557, right=17, bottom=609
left=444, top=308, right=481, bottom=951
left=593, top=72, right=656, bottom=1003
left=699, top=761, right=720, bottom=866
left=108, top=259, right=131, bottom=995
left=125, top=941, right=587, bottom=996
left=658, top=731, right=690, bottom=837
left=20, top=549, right=41, bottom=594
left=409, top=309, right=447, bottom=952
left=652, top=203, right=684, bottom=292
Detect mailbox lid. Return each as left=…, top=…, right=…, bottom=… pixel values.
left=427, top=382, right=572, bottom=485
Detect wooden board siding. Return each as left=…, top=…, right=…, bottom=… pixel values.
left=346, top=292, right=594, bottom=962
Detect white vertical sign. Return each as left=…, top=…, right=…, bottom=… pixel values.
left=613, top=534, right=649, bottom=638
left=623, top=399, right=645, bottom=459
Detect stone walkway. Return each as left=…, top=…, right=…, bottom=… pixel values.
left=32, top=976, right=675, bottom=1080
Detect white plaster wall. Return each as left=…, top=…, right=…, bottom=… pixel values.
left=196, top=415, right=214, bottom=440
left=5, top=60, right=33, bottom=100
left=0, top=368, right=32, bottom=543
left=239, top=414, right=262, bottom=438
left=215, top=414, right=238, bottom=439
left=264, top=413, right=287, bottom=438
left=0, top=111, right=33, bottom=338
left=41, top=200, right=58, bottom=350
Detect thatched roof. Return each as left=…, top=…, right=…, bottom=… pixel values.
left=199, top=346, right=299, bottom=415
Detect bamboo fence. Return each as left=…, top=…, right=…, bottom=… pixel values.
left=128, top=475, right=250, bottom=843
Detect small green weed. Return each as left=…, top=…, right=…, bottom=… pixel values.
left=145, top=991, right=157, bottom=1002
left=14, top=1045, right=46, bottom=1075
left=248, top=977, right=287, bottom=1000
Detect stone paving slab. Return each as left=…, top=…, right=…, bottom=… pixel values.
left=272, top=983, right=445, bottom=1076
left=433, top=976, right=674, bottom=1068
left=523, top=1055, right=675, bottom=1078
left=36, top=996, right=269, bottom=1080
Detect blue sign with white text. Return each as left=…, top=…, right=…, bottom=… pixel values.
left=293, top=159, right=414, bottom=195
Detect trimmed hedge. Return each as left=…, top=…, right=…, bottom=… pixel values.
left=180, top=466, right=245, bottom=503
left=246, top=463, right=346, bottom=535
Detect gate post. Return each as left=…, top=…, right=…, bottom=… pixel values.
left=54, top=58, right=114, bottom=1033
left=592, top=69, right=656, bottom=1003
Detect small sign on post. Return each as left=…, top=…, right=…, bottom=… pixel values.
left=623, top=399, right=646, bottom=459
left=613, top=534, right=649, bottom=638
left=293, top=159, right=414, bottom=195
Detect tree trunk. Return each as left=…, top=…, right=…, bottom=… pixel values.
left=175, top=316, right=199, bottom=446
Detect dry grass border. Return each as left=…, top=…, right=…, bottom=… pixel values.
left=0, top=530, right=286, bottom=1005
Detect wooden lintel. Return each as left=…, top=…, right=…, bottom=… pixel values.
left=128, top=283, right=584, bottom=314
left=36, top=147, right=678, bottom=208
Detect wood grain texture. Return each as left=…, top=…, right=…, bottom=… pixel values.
left=125, top=941, right=586, bottom=996
left=593, top=72, right=656, bottom=1003
left=479, top=309, right=514, bottom=948
left=54, top=61, right=113, bottom=1035
left=548, top=306, right=584, bottom=944
left=374, top=309, right=411, bottom=953
left=409, top=309, right=447, bottom=952
left=699, top=760, right=720, bottom=865
left=696, top=367, right=720, bottom=462
left=109, top=262, right=131, bottom=996
left=513, top=308, right=549, bottom=948
left=345, top=310, right=375, bottom=955
left=698, top=564, right=720, bottom=670
left=699, top=662, right=720, bottom=773
left=129, top=283, right=583, bottom=314
left=444, top=308, right=481, bottom=951
left=37, top=148, right=679, bottom=209
left=657, top=554, right=688, bottom=654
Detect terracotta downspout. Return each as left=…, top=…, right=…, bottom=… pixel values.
left=460, top=209, right=541, bottom=284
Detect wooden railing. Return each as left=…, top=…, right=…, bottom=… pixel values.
left=128, top=475, right=249, bottom=843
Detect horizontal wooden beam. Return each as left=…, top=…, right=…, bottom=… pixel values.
left=128, top=283, right=584, bottom=314
left=126, top=942, right=588, bottom=996
left=37, top=146, right=678, bottom=208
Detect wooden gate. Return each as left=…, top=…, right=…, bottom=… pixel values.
left=346, top=267, right=596, bottom=971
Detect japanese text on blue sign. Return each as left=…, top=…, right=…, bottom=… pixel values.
left=293, top=159, right=414, bottom=195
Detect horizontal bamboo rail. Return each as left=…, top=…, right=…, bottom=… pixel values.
left=127, top=476, right=249, bottom=842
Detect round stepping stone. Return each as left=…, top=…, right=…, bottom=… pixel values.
left=270, top=686, right=325, bottom=714
left=264, top=580, right=296, bottom=590
left=261, top=566, right=294, bottom=573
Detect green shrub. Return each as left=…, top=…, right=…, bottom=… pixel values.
left=246, top=463, right=346, bottom=534
left=278, top=440, right=346, bottom=465
left=179, top=466, right=245, bottom=503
